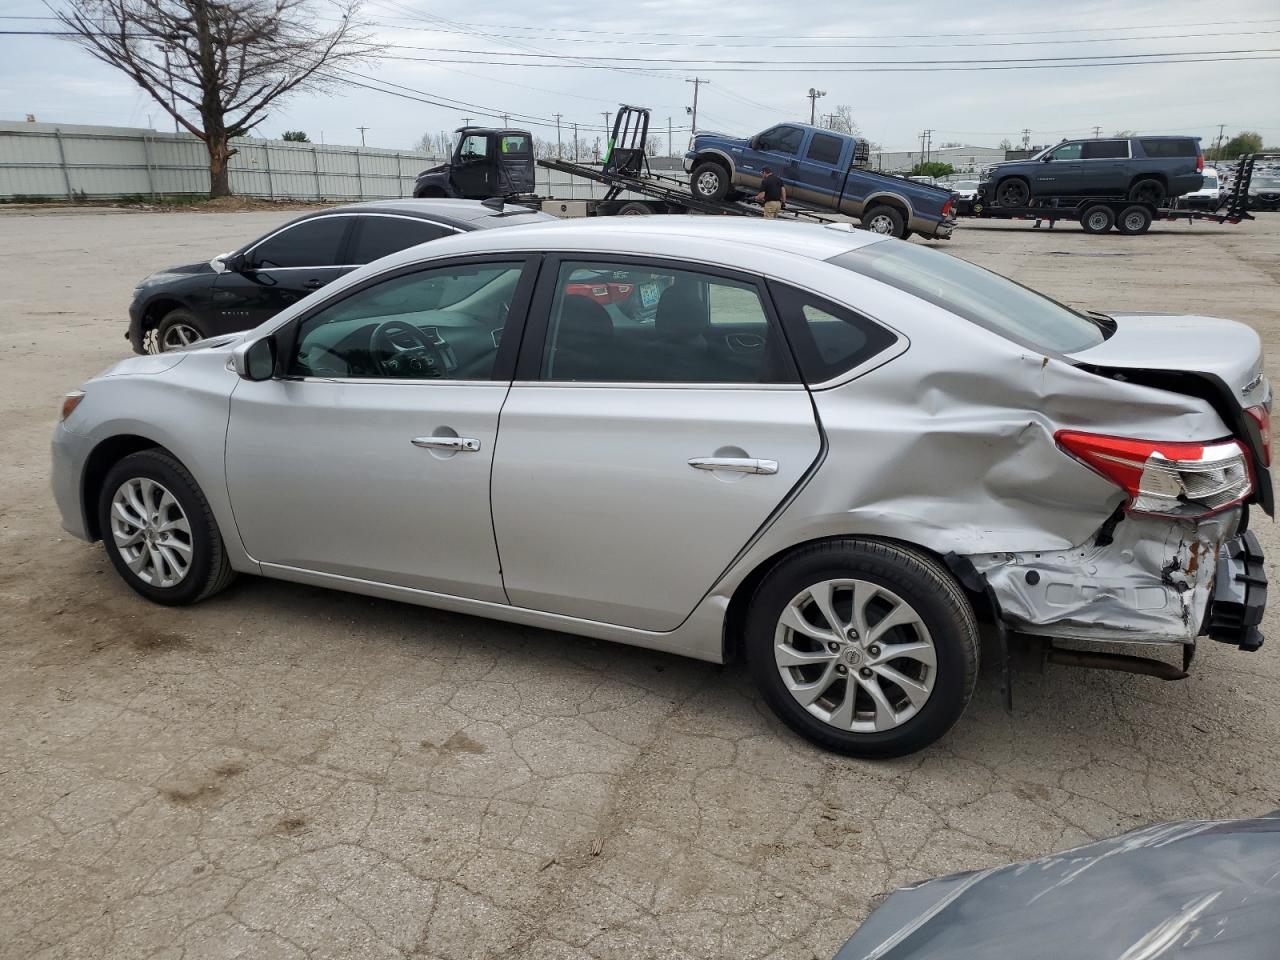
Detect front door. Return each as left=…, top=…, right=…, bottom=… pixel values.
left=490, top=256, right=822, bottom=631
left=740, top=124, right=807, bottom=193
left=451, top=133, right=497, bottom=198
left=225, top=256, right=537, bottom=601
left=1033, top=141, right=1085, bottom=197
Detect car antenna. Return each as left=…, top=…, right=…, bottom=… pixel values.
left=481, top=196, right=504, bottom=211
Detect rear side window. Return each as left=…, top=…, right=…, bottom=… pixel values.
left=769, top=282, right=897, bottom=383
left=1082, top=140, right=1128, bottom=159
left=806, top=133, right=843, bottom=165
left=349, top=216, right=452, bottom=264
left=829, top=243, right=1106, bottom=354
left=1140, top=138, right=1198, bottom=157
left=248, top=217, right=349, bottom=269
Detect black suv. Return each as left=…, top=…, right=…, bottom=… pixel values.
left=127, top=199, right=553, bottom=353
left=978, top=136, right=1204, bottom=208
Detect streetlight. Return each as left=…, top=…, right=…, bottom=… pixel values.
left=807, top=88, right=827, bottom=125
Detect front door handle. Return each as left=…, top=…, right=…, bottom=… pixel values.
left=688, top=457, right=778, bottom=475
left=412, top=436, right=481, bottom=452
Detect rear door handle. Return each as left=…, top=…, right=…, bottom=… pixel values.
left=688, top=457, right=778, bottom=475
left=412, top=436, right=481, bottom=452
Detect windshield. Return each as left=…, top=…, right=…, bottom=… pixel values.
left=1255, top=176, right=1280, bottom=190
left=829, top=242, right=1106, bottom=354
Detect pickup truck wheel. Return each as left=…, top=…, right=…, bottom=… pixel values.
left=862, top=204, right=906, bottom=238
left=995, top=178, right=1030, bottom=207
left=691, top=162, right=730, bottom=201
left=1117, top=204, right=1153, bottom=235
left=1128, top=178, right=1166, bottom=206
left=1080, top=204, right=1116, bottom=234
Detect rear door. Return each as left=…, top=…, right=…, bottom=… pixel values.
left=489, top=255, right=822, bottom=631
left=795, top=130, right=848, bottom=208
left=1079, top=139, right=1130, bottom=195
left=212, top=214, right=354, bottom=329
left=347, top=214, right=458, bottom=266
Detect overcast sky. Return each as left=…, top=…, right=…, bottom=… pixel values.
left=2, top=0, right=1279, bottom=154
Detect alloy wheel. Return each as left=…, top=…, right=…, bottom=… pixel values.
left=110, top=477, right=193, bottom=587
left=161, top=323, right=202, bottom=351
left=773, top=578, right=937, bottom=733
left=696, top=170, right=721, bottom=197
left=867, top=213, right=896, bottom=234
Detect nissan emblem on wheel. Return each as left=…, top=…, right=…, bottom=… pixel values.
left=53, top=218, right=1269, bottom=758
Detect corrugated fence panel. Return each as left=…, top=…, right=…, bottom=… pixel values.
left=0, top=122, right=440, bottom=200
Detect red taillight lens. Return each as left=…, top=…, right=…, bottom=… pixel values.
left=1245, top=405, right=1271, bottom=466
left=942, top=198, right=954, bottom=217
left=1197, top=153, right=1205, bottom=172
left=1055, top=431, right=1252, bottom=518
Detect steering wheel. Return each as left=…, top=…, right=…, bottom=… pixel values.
left=370, top=319, right=443, bottom=378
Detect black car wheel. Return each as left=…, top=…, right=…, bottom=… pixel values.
left=1080, top=203, right=1116, bottom=234
left=691, top=162, right=731, bottom=201
left=995, top=178, right=1030, bottom=207
left=745, top=539, right=979, bottom=758
left=98, top=449, right=236, bottom=606
left=1116, top=205, right=1153, bottom=235
left=1128, top=178, right=1167, bottom=206
left=153, top=308, right=206, bottom=354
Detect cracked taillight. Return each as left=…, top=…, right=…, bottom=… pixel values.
left=1056, top=431, right=1253, bottom=518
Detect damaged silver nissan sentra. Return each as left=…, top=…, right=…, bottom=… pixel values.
left=50, top=218, right=1270, bottom=757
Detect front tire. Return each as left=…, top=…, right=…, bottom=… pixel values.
left=98, top=450, right=236, bottom=606
left=690, top=162, right=730, bottom=201
left=745, top=539, right=979, bottom=758
left=995, top=178, right=1030, bottom=207
left=153, top=308, right=205, bottom=354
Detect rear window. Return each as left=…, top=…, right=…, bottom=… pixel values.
left=828, top=243, right=1106, bottom=354
left=500, top=135, right=531, bottom=155
left=1139, top=138, right=1198, bottom=157
left=348, top=216, right=452, bottom=264
left=806, top=133, right=843, bottom=166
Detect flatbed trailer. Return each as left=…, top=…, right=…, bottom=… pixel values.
left=961, top=154, right=1270, bottom=234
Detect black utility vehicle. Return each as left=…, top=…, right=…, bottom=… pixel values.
left=978, top=136, right=1205, bottom=208
left=126, top=199, right=552, bottom=353
left=412, top=128, right=537, bottom=200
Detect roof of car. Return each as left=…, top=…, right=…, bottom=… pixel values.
left=296, top=199, right=555, bottom=230
left=367, top=216, right=887, bottom=271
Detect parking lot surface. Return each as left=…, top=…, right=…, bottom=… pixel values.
left=3, top=208, right=1279, bottom=960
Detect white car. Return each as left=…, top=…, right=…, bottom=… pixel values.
left=1183, top=168, right=1225, bottom=210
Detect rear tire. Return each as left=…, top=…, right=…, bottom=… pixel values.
left=1080, top=203, right=1116, bottom=234
left=690, top=162, right=730, bottom=201
left=615, top=201, right=652, bottom=216
left=744, top=539, right=979, bottom=758
left=1128, top=178, right=1166, bottom=206
left=1116, top=204, right=1153, bottom=235
left=98, top=450, right=236, bottom=607
left=152, top=308, right=205, bottom=354
left=861, top=204, right=907, bottom=239
left=995, top=178, right=1030, bottom=207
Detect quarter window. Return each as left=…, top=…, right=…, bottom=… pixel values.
left=288, top=261, right=526, bottom=380
left=806, top=133, right=843, bottom=165
left=1140, top=138, right=1198, bottom=157
left=769, top=283, right=897, bottom=383
left=348, top=217, right=453, bottom=265
left=539, top=260, right=795, bottom=384
left=247, top=217, right=349, bottom=269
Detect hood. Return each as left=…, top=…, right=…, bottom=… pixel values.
left=1068, top=313, right=1272, bottom=513
left=140, top=261, right=214, bottom=283
left=416, top=163, right=449, bottom=179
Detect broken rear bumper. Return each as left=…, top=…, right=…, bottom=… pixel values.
left=962, top=508, right=1265, bottom=649
left=1206, top=530, right=1267, bottom=651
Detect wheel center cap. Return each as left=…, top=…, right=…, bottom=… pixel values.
left=844, top=648, right=862, bottom=665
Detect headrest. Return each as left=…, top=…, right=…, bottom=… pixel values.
left=557, top=294, right=613, bottom=342
left=655, top=281, right=707, bottom=341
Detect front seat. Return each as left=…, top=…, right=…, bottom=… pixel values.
left=549, top=294, right=614, bottom=380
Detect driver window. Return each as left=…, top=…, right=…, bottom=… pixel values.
left=458, top=135, right=488, bottom=161
left=288, top=261, right=525, bottom=380
left=758, top=126, right=803, bottom=156
left=1049, top=142, right=1083, bottom=161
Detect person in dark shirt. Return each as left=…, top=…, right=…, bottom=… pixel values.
left=755, top=166, right=786, bottom=218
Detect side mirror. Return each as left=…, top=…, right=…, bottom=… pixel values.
left=231, top=336, right=277, bottom=381
left=213, top=252, right=247, bottom=273
left=1041, top=155, right=1053, bottom=162
left=749, top=136, right=759, bottom=149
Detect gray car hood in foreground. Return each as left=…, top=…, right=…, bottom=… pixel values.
left=833, top=814, right=1280, bottom=960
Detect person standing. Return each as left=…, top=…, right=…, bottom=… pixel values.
left=755, top=166, right=786, bottom=219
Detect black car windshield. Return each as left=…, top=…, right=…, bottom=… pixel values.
left=829, top=241, right=1107, bottom=354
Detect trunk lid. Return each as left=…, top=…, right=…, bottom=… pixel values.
left=1068, top=312, right=1272, bottom=513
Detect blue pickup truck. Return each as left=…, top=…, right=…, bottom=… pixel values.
left=684, top=123, right=956, bottom=239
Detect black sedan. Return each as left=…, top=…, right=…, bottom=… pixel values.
left=1249, top=173, right=1280, bottom=212
left=127, top=199, right=555, bottom=353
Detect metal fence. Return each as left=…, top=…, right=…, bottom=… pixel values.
left=0, top=121, right=441, bottom=201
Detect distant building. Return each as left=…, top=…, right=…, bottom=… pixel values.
left=868, top=144, right=1007, bottom=174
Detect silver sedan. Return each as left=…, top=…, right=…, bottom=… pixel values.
left=51, top=218, right=1271, bottom=756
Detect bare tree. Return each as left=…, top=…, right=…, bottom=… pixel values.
left=56, top=0, right=372, bottom=197
left=821, top=104, right=862, bottom=138
left=414, top=130, right=453, bottom=157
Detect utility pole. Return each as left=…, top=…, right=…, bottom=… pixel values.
left=462, top=117, right=472, bottom=128
left=668, top=116, right=673, bottom=157
left=501, top=113, right=509, bottom=125
left=1021, top=127, right=1031, bottom=150
left=1214, top=123, right=1226, bottom=158
left=925, top=129, right=933, bottom=164
left=356, top=126, right=369, bottom=147
left=554, top=113, right=562, bottom=158
left=685, top=77, right=708, bottom=135
left=602, top=111, right=612, bottom=135
left=807, top=88, right=826, bottom=125
left=1091, top=125, right=1102, bottom=139
left=572, top=122, right=579, bottom=161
